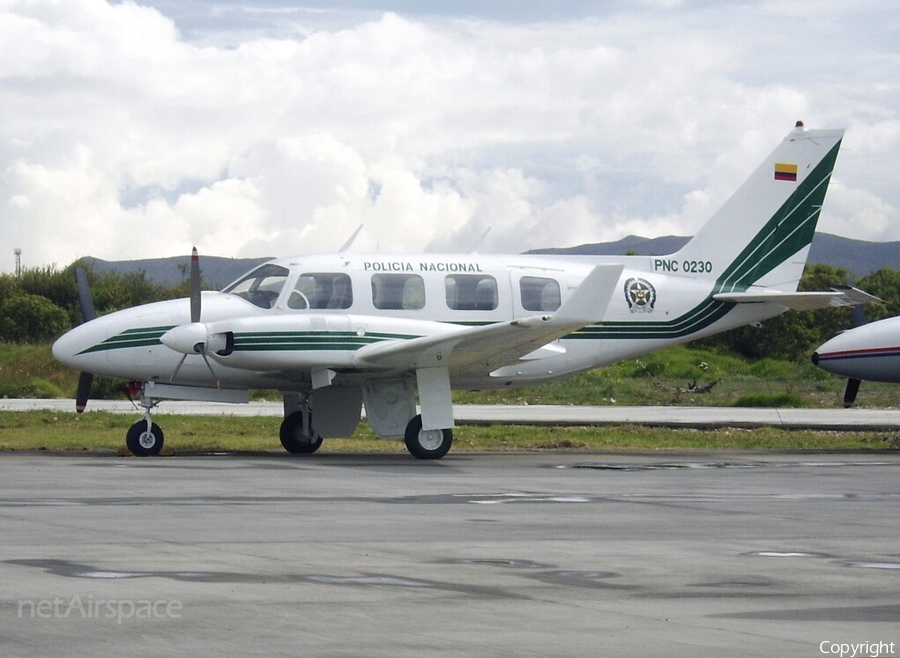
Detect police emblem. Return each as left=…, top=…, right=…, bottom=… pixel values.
left=624, top=277, right=656, bottom=313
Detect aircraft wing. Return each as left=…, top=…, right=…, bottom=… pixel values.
left=713, top=286, right=880, bottom=311
left=354, top=264, right=624, bottom=374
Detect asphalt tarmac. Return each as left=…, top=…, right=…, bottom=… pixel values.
left=1, top=451, right=898, bottom=657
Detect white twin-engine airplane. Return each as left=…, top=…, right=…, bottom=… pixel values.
left=53, top=122, right=873, bottom=459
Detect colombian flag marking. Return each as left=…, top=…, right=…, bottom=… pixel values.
left=774, top=162, right=798, bottom=181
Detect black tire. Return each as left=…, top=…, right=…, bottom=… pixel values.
left=126, top=420, right=164, bottom=456
left=279, top=411, right=323, bottom=454
left=404, top=414, right=452, bottom=460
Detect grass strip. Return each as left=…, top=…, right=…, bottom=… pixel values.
left=0, top=411, right=897, bottom=454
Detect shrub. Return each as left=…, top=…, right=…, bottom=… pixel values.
left=746, top=358, right=795, bottom=379
left=0, top=295, right=70, bottom=343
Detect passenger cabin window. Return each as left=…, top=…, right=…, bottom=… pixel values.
left=288, top=273, right=353, bottom=310
left=372, top=273, right=425, bottom=310
left=520, top=276, right=561, bottom=312
left=222, top=264, right=289, bottom=309
left=445, top=274, right=498, bottom=311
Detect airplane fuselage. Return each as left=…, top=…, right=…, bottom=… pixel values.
left=53, top=252, right=781, bottom=392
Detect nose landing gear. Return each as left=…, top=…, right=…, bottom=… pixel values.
left=126, top=417, right=165, bottom=456
left=124, top=383, right=165, bottom=456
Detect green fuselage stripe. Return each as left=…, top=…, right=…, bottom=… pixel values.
left=231, top=331, right=418, bottom=352
left=78, top=326, right=173, bottom=354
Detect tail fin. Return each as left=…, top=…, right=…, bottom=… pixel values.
left=668, top=123, right=844, bottom=293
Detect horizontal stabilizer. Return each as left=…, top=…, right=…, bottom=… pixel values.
left=714, top=286, right=880, bottom=311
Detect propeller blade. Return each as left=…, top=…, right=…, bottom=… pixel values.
left=74, top=267, right=97, bottom=413
left=843, top=378, right=861, bottom=408
left=840, top=300, right=866, bottom=408
left=76, top=371, right=93, bottom=414
left=190, top=247, right=201, bottom=323
left=850, top=304, right=867, bottom=329
left=75, top=267, right=96, bottom=323
left=168, top=249, right=219, bottom=387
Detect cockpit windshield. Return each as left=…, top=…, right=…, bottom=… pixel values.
left=222, top=264, right=289, bottom=309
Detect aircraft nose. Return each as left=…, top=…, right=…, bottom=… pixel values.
left=52, top=323, right=97, bottom=370
left=52, top=328, right=76, bottom=367
left=811, top=332, right=858, bottom=378
left=811, top=345, right=841, bottom=375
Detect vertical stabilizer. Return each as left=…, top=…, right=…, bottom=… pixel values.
left=670, top=123, right=844, bottom=292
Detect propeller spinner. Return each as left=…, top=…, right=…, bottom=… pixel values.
left=160, top=248, right=221, bottom=386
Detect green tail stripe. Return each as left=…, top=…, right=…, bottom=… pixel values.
left=713, top=139, right=841, bottom=295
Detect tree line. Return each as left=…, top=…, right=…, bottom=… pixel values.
left=698, top=263, right=900, bottom=360
left=1, top=260, right=899, bottom=362
left=0, top=260, right=192, bottom=344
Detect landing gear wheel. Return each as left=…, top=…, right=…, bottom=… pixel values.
left=404, top=414, right=452, bottom=460
left=280, top=411, right=323, bottom=454
left=126, top=420, right=164, bottom=456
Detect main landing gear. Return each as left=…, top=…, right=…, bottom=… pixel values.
left=121, top=385, right=452, bottom=460
left=122, top=413, right=452, bottom=459
left=279, top=407, right=323, bottom=454
left=404, top=415, right=453, bottom=460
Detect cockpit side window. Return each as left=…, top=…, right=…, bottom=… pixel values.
left=222, top=264, right=289, bottom=309
left=445, top=274, right=498, bottom=311
left=291, top=273, right=353, bottom=310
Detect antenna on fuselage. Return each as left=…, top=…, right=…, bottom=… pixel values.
left=339, top=225, right=364, bottom=253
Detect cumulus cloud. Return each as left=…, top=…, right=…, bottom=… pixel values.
left=0, top=0, right=898, bottom=273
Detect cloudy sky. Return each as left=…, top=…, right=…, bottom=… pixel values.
left=2, top=0, right=898, bottom=273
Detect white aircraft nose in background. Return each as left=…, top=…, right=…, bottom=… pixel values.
left=812, top=315, right=900, bottom=406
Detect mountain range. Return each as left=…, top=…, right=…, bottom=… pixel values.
left=529, top=233, right=899, bottom=282
left=83, top=232, right=898, bottom=288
